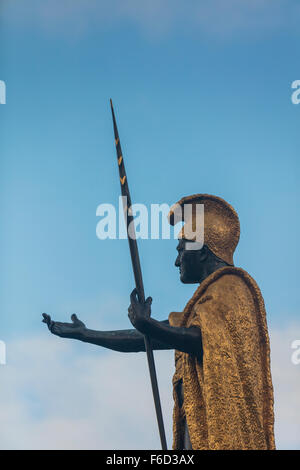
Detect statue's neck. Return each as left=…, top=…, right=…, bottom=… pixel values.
left=199, top=260, right=229, bottom=284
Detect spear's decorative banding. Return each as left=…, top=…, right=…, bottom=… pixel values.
left=110, top=99, right=167, bottom=450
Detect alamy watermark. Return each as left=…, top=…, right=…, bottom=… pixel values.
left=0, top=80, right=6, bottom=104
left=1, top=81, right=7, bottom=365
left=0, top=341, right=6, bottom=365
left=96, top=197, right=204, bottom=250
left=291, top=340, right=300, bottom=365
left=291, top=80, right=300, bottom=105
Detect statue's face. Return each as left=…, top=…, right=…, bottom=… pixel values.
left=175, top=239, right=207, bottom=284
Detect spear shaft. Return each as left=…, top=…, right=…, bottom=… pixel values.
left=110, top=100, right=167, bottom=450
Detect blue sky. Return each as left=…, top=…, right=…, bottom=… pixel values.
left=0, top=0, right=300, bottom=450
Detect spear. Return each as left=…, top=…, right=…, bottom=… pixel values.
left=110, top=99, right=167, bottom=450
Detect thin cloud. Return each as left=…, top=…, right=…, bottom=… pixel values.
left=1, top=0, right=299, bottom=40
left=0, top=323, right=299, bottom=449
left=0, top=335, right=174, bottom=449
left=270, top=324, right=300, bottom=450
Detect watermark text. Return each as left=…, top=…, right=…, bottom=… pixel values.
left=96, top=197, right=204, bottom=249
left=0, top=341, right=6, bottom=365
left=0, top=80, right=6, bottom=104
left=291, top=339, right=300, bottom=365
left=291, top=80, right=300, bottom=105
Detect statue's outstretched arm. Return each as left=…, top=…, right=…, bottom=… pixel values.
left=42, top=313, right=172, bottom=353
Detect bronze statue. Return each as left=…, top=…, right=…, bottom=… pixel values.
left=42, top=193, right=276, bottom=450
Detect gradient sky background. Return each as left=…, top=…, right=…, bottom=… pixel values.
left=0, top=0, right=300, bottom=450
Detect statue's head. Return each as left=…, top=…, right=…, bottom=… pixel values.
left=168, top=194, right=240, bottom=284
left=174, top=240, right=228, bottom=283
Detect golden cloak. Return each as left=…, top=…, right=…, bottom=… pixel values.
left=169, top=266, right=275, bottom=450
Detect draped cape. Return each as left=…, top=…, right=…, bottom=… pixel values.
left=169, top=267, right=275, bottom=450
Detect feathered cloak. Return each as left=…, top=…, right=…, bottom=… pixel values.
left=169, top=266, right=275, bottom=450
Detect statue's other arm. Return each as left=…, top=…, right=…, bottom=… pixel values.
left=42, top=314, right=173, bottom=353
left=132, top=317, right=203, bottom=356
left=128, top=290, right=203, bottom=357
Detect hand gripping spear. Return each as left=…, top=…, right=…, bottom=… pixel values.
left=110, top=100, right=167, bottom=450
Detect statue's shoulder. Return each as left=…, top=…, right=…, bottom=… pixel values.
left=169, top=268, right=265, bottom=328
left=205, top=266, right=265, bottom=311
left=207, top=266, right=260, bottom=290
left=168, top=311, right=184, bottom=327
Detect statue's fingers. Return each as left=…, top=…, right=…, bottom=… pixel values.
left=71, top=313, right=85, bottom=327
left=128, top=311, right=134, bottom=321
left=42, top=313, right=51, bottom=324
left=130, top=288, right=138, bottom=305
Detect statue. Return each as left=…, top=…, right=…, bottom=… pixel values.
left=42, top=192, right=276, bottom=450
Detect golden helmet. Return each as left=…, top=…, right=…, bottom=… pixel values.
left=167, top=194, right=240, bottom=265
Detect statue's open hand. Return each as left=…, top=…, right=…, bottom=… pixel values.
left=42, top=313, right=86, bottom=339
left=128, top=288, right=152, bottom=332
